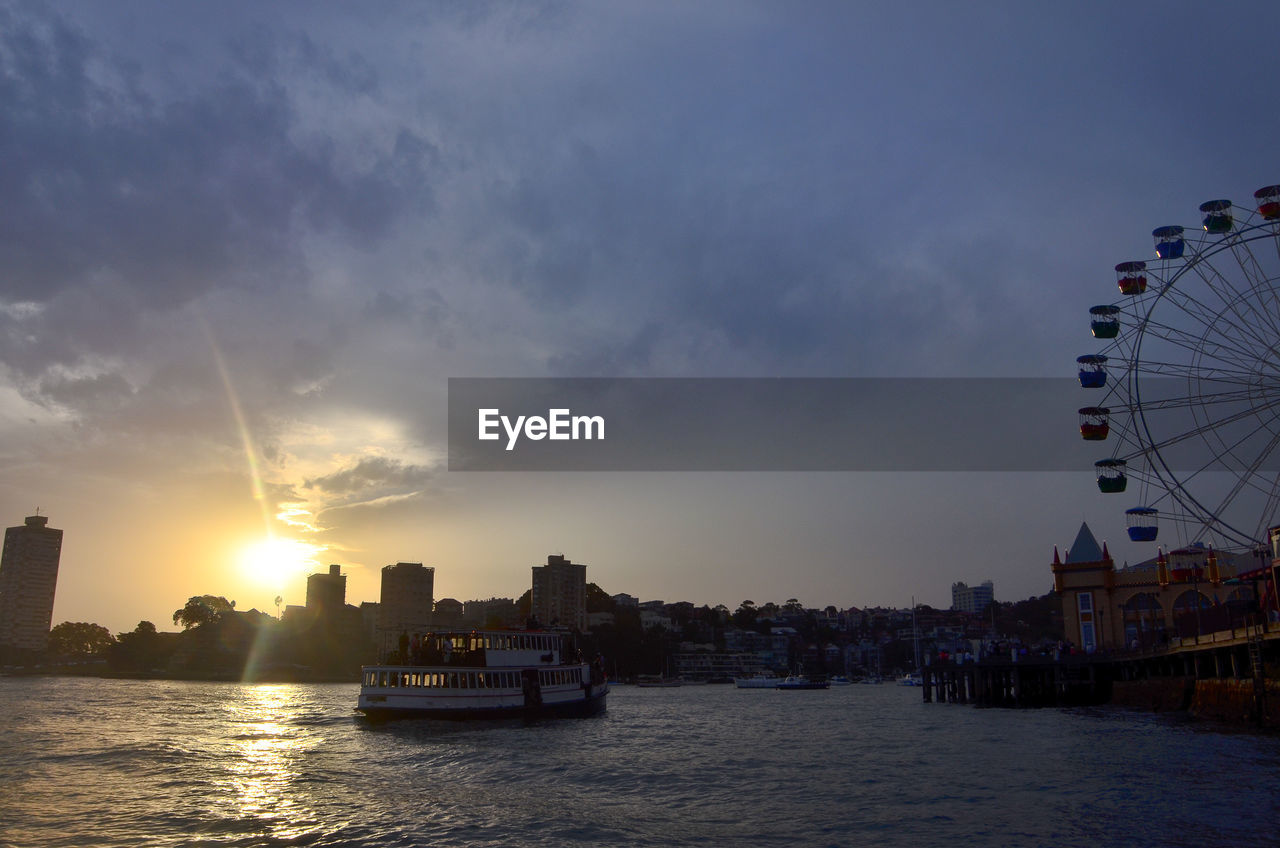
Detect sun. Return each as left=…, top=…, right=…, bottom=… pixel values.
left=239, top=537, right=323, bottom=588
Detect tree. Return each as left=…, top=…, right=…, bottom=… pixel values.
left=173, top=595, right=236, bottom=630
left=48, top=621, right=115, bottom=660
left=585, top=582, right=615, bottom=613
left=110, top=620, right=169, bottom=672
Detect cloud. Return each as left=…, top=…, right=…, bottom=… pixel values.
left=0, top=5, right=434, bottom=309
left=304, top=456, right=433, bottom=497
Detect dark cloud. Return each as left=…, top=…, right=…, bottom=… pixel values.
left=0, top=6, right=434, bottom=308
left=37, top=371, right=134, bottom=414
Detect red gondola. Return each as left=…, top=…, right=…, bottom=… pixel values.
left=1079, top=406, right=1110, bottom=441
left=1256, top=185, right=1280, bottom=220
left=1115, top=261, right=1147, bottom=295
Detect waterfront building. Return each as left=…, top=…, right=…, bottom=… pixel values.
left=951, top=580, right=995, bottom=614
left=377, top=562, right=434, bottom=659
left=531, top=554, right=586, bottom=631
left=306, top=564, right=346, bottom=616
left=611, top=592, right=638, bottom=609
left=0, top=514, right=63, bottom=654
left=359, top=602, right=380, bottom=645
left=639, top=608, right=672, bottom=631
left=463, top=597, right=520, bottom=628
left=1051, top=522, right=1254, bottom=652
left=433, top=597, right=463, bottom=627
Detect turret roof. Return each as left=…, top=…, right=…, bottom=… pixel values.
left=1065, top=522, right=1104, bottom=563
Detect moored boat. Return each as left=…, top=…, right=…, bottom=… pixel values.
left=776, top=675, right=831, bottom=690
left=635, top=675, right=682, bottom=688
left=357, top=630, right=608, bottom=720
left=733, top=672, right=782, bottom=689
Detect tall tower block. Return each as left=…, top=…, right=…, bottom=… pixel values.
left=0, top=514, right=64, bottom=654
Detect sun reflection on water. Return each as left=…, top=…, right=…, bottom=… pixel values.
left=216, top=685, right=326, bottom=842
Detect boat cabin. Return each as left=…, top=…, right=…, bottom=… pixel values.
left=406, top=630, right=564, bottom=668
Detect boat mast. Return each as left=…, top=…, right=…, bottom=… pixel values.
left=911, top=596, right=921, bottom=670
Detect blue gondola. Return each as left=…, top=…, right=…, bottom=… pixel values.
left=1153, top=225, right=1184, bottom=260
left=1125, top=506, right=1158, bottom=542
left=1077, top=354, right=1107, bottom=388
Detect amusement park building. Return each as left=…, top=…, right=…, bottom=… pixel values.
left=1051, top=523, right=1265, bottom=652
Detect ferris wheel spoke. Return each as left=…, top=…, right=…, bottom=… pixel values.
left=1223, top=233, right=1280, bottom=332
left=1129, top=387, right=1275, bottom=414
left=1135, top=393, right=1280, bottom=459
left=1154, top=257, right=1277, bottom=346
left=1156, top=282, right=1276, bottom=356
left=1187, top=227, right=1280, bottom=344
left=1136, top=314, right=1269, bottom=370
left=1196, top=427, right=1280, bottom=545
left=1187, top=258, right=1280, bottom=349
left=1255, top=472, right=1280, bottom=541
left=1128, top=359, right=1261, bottom=381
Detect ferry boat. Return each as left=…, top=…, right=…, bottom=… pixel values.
left=357, top=630, right=608, bottom=721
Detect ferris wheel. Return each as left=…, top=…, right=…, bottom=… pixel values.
left=1077, top=184, right=1280, bottom=550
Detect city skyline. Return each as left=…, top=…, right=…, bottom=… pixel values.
left=4, top=3, right=1280, bottom=635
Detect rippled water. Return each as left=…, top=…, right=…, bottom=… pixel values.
left=1, top=677, right=1278, bottom=847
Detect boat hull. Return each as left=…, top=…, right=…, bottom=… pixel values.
left=733, top=676, right=780, bottom=689
left=358, top=683, right=608, bottom=722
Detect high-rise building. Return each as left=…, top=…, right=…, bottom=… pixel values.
left=377, top=562, right=434, bottom=659
left=306, top=564, right=347, bottom=616
left=531, top=554, right=587, bottom=631
left=951, top=580, right=995, bottom=614
left=0, top=514, right=64, bottom=654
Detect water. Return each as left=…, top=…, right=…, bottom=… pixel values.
left=2, top=678, right=1278, bottom=847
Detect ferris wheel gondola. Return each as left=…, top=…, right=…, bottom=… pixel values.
left=1078, top=183, right=1280, bottom=551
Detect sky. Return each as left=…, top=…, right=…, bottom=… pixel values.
left=3, top=1, right=1280, bottom=634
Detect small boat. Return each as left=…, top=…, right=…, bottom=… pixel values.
left=733, top=673, right=782, bottom=689
left=357, top=630, right=608, bottom=720
left=828, top=675, right=853, bottom=686
left=897, top=672, right=922, bottom=687
left=776, top=675, right=831, bottom=690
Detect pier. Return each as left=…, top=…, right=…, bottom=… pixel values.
left=920, top=619, right=1280, bottom=724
